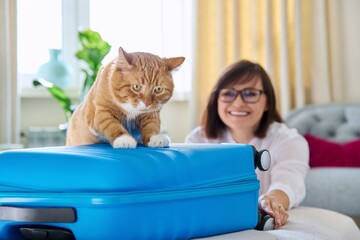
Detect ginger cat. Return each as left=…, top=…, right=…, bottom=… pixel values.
left=66, top=47, right=185, bottom=148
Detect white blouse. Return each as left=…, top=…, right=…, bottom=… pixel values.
left=185, top=122, right=310, bottom=209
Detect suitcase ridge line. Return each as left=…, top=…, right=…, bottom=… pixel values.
left=0, top=177, right=259, bottom=206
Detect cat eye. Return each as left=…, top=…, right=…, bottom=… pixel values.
left=153, top=86, right=163, bottom=93
left=132, top=84, right=142, bottom=92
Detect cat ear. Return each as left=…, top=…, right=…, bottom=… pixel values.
left=164, top=57, right=185, bottom=71
left=117, top=47, right=133, bottom=69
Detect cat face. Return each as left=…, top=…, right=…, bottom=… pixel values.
left=110, top=48, right=185, bottom=116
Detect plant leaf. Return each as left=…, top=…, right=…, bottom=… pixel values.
left=75, top=28, right=111, bottom=97
left=33, top=78, right=74, bottom=121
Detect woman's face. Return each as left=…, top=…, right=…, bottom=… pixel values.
left=217, top=76, right=267, bottom=135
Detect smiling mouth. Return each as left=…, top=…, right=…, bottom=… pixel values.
left=229, top=111, right=249, bottom=116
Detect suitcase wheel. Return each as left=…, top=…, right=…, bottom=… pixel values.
left=252, top=147, right=271, bottom=171
left=255, top=214, right=275, bottom=231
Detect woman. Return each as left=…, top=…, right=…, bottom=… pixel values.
left=185, top=60, right=309, bottom=229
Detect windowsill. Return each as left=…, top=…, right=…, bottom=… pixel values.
left=20, top=87, right=81, bottom=99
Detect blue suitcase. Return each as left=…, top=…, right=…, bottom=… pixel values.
left=0, top=143, right=270, bottom=240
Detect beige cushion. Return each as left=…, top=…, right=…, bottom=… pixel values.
left=197, top=206, right=360, bottom=240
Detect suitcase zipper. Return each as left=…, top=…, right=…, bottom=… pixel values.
left=0, top=176, right=259, bottom=206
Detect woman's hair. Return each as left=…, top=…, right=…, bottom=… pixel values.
left=201, top=59, right=283, bottom=139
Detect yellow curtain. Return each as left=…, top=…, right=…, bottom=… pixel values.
left=191, top=0, right=343, bottom=126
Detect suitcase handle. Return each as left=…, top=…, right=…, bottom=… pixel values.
left=0, top=206, right=76, bottom=223
left=20, top=226, right=75, bottom=240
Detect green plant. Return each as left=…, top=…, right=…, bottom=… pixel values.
left=33, top=78, right=74, bottom=121
left=76, top=29, right=111, bottom=99
left=33, top=28, right=111, bottom=122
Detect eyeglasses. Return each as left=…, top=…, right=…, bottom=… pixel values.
left=218, top=88, right=264, bottom=103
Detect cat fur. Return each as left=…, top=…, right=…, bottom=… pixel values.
left=66, top=47, right=185, bottom=148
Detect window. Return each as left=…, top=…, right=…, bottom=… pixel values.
left=17, top=0, right=63, bottom=89
left=17, top=0, right=193, bottom=100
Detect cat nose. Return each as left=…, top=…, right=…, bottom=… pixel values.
left=144, top=99, right=152, bottom=106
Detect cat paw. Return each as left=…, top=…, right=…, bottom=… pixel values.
left=113, top=135, right=137, bottom=148
left=147, top=134, right=170, bottom=148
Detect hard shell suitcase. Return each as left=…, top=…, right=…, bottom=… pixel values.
left=0, top=143, right=270, bottom=240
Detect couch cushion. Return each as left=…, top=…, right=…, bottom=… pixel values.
left=285, top=104, right=360, bottom=143
left=301, top=168, right=360, bottom=217
left=305, top=134, right=360, bottom=167
left=199, top=206, right=360, bottom=240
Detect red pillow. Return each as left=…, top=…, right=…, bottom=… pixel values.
left=304, top=134, right=360, bottom=167
left=343, top=139, right=360, bottom=167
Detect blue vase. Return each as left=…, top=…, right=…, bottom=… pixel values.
left=36, top=49, right=71, bottom=88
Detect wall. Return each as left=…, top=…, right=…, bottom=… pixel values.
left=160, top=100, right=191, bottom=142
left=20, top=97, right=191, bottom=146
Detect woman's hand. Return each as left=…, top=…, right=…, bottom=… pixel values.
left=258, top=190, right=289, bottom=228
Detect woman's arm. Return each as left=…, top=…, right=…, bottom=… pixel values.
left=258, top=189, right=289, bottom=228
left=258, top=126, right=310, bottom=228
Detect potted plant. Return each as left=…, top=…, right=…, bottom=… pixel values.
left=33, top=28, right=111, bottom=123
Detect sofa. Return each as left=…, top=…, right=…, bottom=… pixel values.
left=199, top=103, right=360, bottom=239
left=285, top=103, right=360, bottom=226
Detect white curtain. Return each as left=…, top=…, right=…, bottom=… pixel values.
left=0, top=0, right=19, bottom=144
